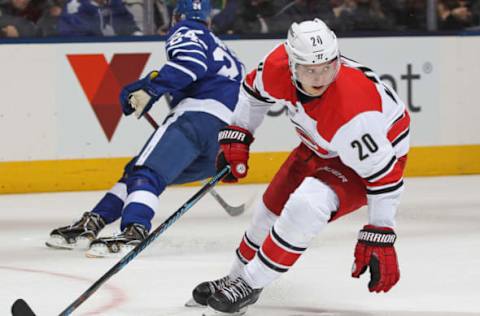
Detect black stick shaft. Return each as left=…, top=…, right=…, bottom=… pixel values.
left=58, top=166, right=230, bottom=316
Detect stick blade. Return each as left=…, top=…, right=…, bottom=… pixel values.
left=11, top=299, right=36, bottom=316
left=224, top=203, right=245, bottom=217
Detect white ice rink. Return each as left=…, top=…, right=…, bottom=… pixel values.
left=1, top=175, right=480, bottom=316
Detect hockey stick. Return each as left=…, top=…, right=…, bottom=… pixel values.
left=203, top=181, right=245, bottom=217
left=11, top=166, right=231, bottom=316
left=144, top=110, right=246, bottom=217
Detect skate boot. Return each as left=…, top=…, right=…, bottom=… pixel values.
left=186, top=276, right=232, bottom=307
left=205, top=277, right=262, bottom=315
left=46, top=212, right=106, bottom=250
left=85, top=223, right=148, bottom=258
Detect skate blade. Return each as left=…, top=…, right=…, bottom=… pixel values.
left=85, top=244, right=133, bottom=258
left=45, top=236, right=90, bottom=250
left=202, top=306, right=247, bottom=316
left=184, top=297, right=205, bottom=308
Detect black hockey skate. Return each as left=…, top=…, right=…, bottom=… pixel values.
left=86, top=223, right=148, bottom=258
left=187, top=276, right=232, bottom=307
left=46, top=212, right=106, bottom=250
left=205, top=277, right=262, bottom=315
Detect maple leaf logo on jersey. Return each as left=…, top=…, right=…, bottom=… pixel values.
left=67, top=53, right=150, bottom=141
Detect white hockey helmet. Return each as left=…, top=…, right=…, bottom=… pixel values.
left=285, top=19, right=340, bottom=95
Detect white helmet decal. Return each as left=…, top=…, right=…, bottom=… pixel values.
left=285, top=18, right=340, bottom=96
left=285, top=18, right=339, bottom=65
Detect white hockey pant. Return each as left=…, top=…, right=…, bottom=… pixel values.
left=236, top=177, right=339, bottom=289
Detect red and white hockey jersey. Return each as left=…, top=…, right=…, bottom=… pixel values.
left=233, top=44, right=410, bottom=227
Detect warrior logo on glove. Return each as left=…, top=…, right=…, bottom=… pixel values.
left=216, top=126, right=254, bottom=183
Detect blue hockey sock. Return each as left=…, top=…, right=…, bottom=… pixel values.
left=121, top=202, right=155, bottom=231
left=92, top=181, right=127, bottom=224
left=121, top=168, right=166, bottom=231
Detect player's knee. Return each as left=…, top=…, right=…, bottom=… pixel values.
left=275, top=177, right=339, bottom=246
left=246, top=199, right=279, bottom=245
left=126, top=167, right=167, bottom=196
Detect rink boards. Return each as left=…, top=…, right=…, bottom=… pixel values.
left=0, top=36, right=479, bottom=193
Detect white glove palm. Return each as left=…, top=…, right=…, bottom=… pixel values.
left=128, top=90, right=152, bottom=118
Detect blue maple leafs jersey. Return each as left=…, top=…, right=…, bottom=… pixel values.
left=148, top=19, right=245, bottom=113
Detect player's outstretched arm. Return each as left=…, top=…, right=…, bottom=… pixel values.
left=120, top=25, right=209, bottom=119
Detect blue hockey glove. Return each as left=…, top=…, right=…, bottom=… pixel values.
left=120, top=71, right=161, bottom=118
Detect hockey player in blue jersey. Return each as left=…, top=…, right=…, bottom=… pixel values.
left=46, top=0, right=245, bottom=257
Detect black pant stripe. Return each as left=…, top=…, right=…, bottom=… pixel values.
left=235, top=248, right=249, bottom=265
left=271, top=227, right=307, bottom=252
left=244, top=232, right=260, bottom=250
left=257, top=250, right=289, bottom=273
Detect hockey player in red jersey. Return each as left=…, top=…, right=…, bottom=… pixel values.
left=191, top=18, right=410, bottom=315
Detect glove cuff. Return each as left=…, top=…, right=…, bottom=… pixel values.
left=357, top=225, right=396, bottom=246
left=218, top=126, right=254, bottom=145
left=142, top=71, right=162, bottom=99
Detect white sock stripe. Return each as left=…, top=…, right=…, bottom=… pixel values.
left=108, top=182, right=127, bottom=201
left=124, top=190, right=159, bottom=211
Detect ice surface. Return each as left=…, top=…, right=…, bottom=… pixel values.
left=1, top=176, right=479, bottom=316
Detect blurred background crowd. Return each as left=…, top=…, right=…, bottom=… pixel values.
left=1, top=0, right=480, bottom=38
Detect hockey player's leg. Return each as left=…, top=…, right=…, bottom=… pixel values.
left=233, top=144, right=318, bottom=267
left=235, top=199, right=278, bottom=266
left=191, top=145, right=314, bottom=307
left=205, top=177, right=338, bottom=314
left=45, top=179, right=129, bottom=250
left=89, top=157, right=136, bottom=223
left=86, top=167, right=164, bottom=258
left=189, top=199, right=278, bottom=307
left=87, top=113, right=201, bottom=257
left=46, top=158, right=136, bottom=250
